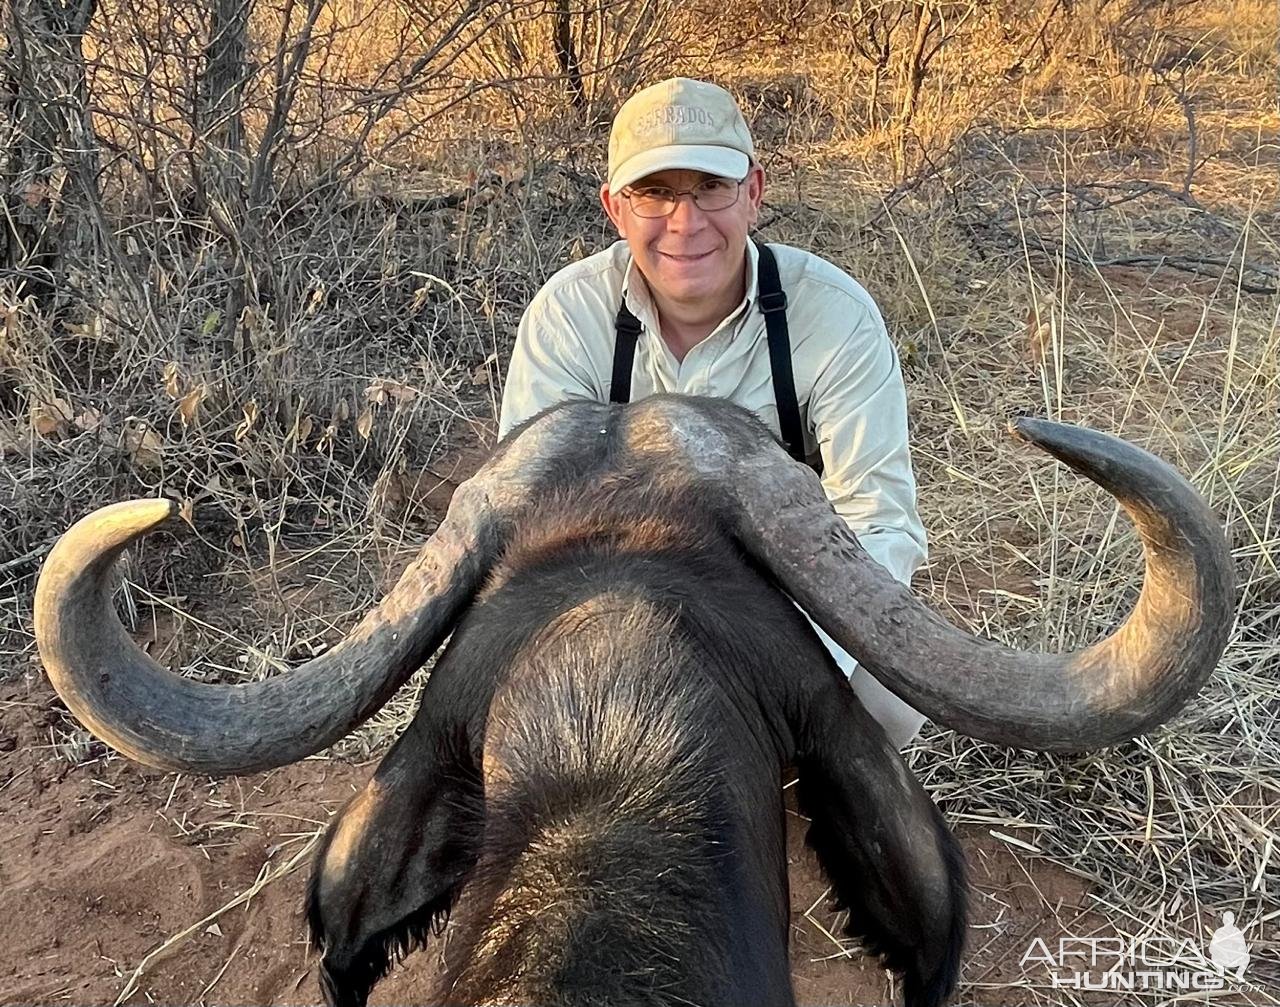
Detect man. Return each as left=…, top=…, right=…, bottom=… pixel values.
left=498, top=77, right=928, bottom=749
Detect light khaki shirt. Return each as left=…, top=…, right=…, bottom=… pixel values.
left=498, top=238, right=927, bottom=587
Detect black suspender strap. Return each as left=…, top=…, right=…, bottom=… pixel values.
left=610, top=240, right=808, bottom=465
left=754, top=240, right=807, bottom=465
left=610, top=302, right=641, bottom=404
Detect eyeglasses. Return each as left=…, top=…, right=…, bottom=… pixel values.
left=620, top=177, right=744, bottom=218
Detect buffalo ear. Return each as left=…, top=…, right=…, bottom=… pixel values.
left=791, top=682, right=967, bottom=1007
left=306, top=715, right=482, bottom=1007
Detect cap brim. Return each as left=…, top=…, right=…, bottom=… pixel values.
left=610, top=145, right=750, bottom=192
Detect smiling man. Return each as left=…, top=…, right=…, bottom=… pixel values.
left=498, top=77, right=929, bottom=749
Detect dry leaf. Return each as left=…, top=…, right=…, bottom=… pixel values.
left=356, top=407, right=374, bottom=440
left=235, top=400, right=259, bottom=442
left=365, top=378, right=418, bottom=407
left=123, top=422, right=163, bottom=469
left=204, top=922, right=223, bottom=938
left=22, top=181, right=47, bottom=208
left=1026, top=320, right=1052, bottom=361
left=60, top=316, right=110, bottom=342
left=1024, top=293, right=1056, bottom=363
left=335, top=399, right=350, bottom=422
left=177, top=384, right=206, bottom=427
left=74, top=406, right=103, bottom=432
left=31, top=397, right=74, bottom=439
left=470, top=352, right=499, bottom=388
left=162, top=361, right=185, bottom=400
left=0, top=416, right=26, bottom=455
left=179, top=498, right=195, bottom=528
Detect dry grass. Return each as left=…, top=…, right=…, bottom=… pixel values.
left=2, top=0, right=1278, bottom=1001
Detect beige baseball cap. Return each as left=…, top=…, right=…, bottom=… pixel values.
left=607, top=77, right=754, bottom=192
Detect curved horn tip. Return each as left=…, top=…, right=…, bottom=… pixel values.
left=1006, top=415, right=1109, bottom=469
left=81, top=497, right=179, bottom=537
left=1008, top=414, right=1054, bottom=445
left=48, top=498, right=180, bottom=563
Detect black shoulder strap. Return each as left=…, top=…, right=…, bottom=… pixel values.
left=755, top=240, right=807, bottom=464
left=610, top=301, right=641, bottom=404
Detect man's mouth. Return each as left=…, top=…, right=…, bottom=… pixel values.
left=659, top=250, right=714, bottom=263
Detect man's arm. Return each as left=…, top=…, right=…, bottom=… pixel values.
left=807, top=301, right=927, bottom=586
left=498, top=293, right=602, bottom=440
left=805, top=298, right=930, bottom=747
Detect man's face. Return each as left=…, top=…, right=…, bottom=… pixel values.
left=600, top=165, right=765, bottom=309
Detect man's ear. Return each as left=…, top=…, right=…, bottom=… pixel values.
left=600, top=183, right=627, bottom=237
left=744, top=163, right=765, bottom=226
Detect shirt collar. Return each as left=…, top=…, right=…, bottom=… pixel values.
left=620, top=239, right=760, bottom=336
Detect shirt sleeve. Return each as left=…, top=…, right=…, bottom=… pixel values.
left=498, top=288, right=603, bottom=440
left=808, top=299, right=927, bottom=587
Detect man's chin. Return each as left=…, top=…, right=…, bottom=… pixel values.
left=652, top=258, right=721, bottom=294
left=657, top=280, right=718, bottom=304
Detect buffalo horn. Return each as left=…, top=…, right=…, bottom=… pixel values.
left=33, top=403, right=612, bottom=774
left=629, top=397, right=1235, bottom=752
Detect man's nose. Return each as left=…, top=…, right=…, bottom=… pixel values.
left=666, top=193, right=707, bottom=232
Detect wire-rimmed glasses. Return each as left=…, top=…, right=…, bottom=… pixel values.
left=620, top=177, right=745, bottom=218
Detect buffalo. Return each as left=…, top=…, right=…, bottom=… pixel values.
left=34, top=395, right=1234, bottom=1007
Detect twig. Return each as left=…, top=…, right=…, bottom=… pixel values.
left=113, top=829, right=320, bottom=1005
left=1154, top=63, right=1200, bottom=200
left=0, top=543, right=52, bottom=574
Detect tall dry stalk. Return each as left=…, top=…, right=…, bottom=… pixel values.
left=2, top=0, right=104, bottom=311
